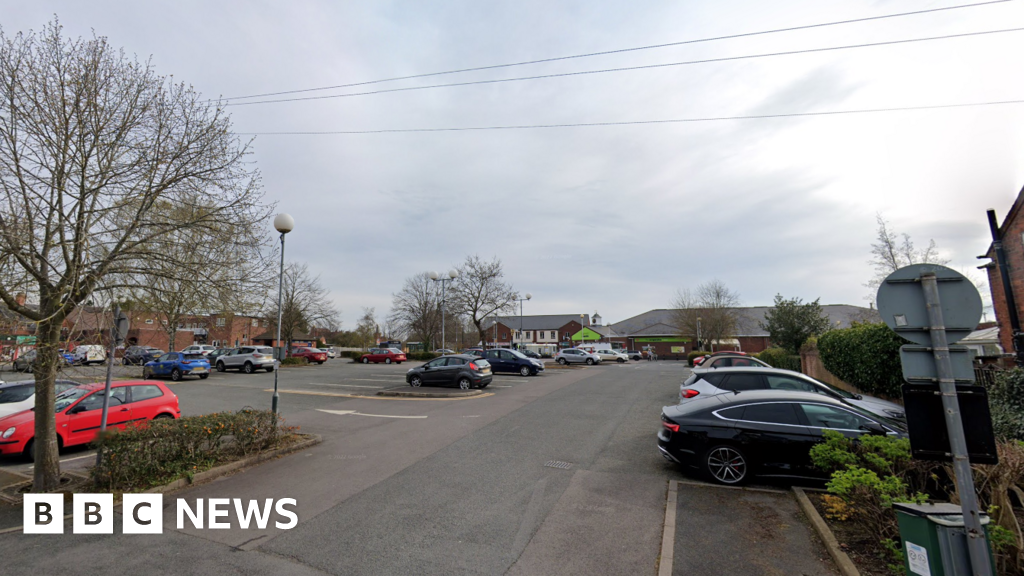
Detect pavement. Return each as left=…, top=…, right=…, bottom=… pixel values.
left=0, top=359, right=840, bottom=575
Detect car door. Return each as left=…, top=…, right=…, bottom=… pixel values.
left=794, top=402, right=884, bottom=474
left=485, top=350, right=504, bottom=372
left=151, top=354, right=171, bottom=376
left=66, top=387, right=130, bottom=447
left=127, top=383, right=171, bottom=420
left=440, top=357, right=466, bottom=385
left=421, top=357, right=449, bottom=384
left=720, top=402, right=816, bottom=476
left=499, top=350, right=520, bottom=371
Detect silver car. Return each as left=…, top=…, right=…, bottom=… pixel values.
left=679, top=367, right=905, bottom=421
left=554, top=348, right=602, bottom=365
left=215, top=346, right=276, bottom=374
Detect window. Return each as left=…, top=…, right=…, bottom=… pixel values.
left=716, top=407, right=745, bottom=420
left=239, top=348, right=254, bottom=354
left=720, top=373, right=765, bottom=391
left=158, top=354, right=173, bottom=362
left=551, top=331, right=556, bottom=339
left=799, top=404, right=874, bottom=430
left=145, top=319, right=154, bottom=325
left=0, top=384, right=35, bottom=404
left=216, top=318, right=226, bottom=327
left=426, top=358, right=447, bottom=368
left=765, top=375, right=818, bottom=393
left=76, top=388, right=127, bottom=412
left=499, top=351, right=515, bottom=360
left=130, top=385, right=164, bottom=402
left=486, top=350, right=500, bottom=359
left=502, top=333, right=507, bottom=340
left=447, top=357, right=465, bottom=366
left=525, top=331, right=531, bottom=338
left=741, top=403, right=801, bottom=425
left=252, top=318, right=259, bottom=327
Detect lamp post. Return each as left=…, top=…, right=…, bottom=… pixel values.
left=515, top=293, right=532, bottom=351
left=271, top=213, right=294, bottom=415
left=430, top=269, right=458, bottom=352
left=580, top=313, right=585, bottom=349
left=696, top=316, right=702, bottom=352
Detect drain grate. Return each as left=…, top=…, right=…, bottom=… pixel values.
left=544, top=460, right=573, bottom=470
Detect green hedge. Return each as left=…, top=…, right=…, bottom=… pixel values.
left=989, top=369, right=1024, bottom=441
left=280, top=356, right=307, bottom=366
left=92, top=409, right=290, bottom=491
left=338, top=350, right=366, bottom=359
left=755, top=347, right=801, bottom=372
left=817, top=322, right=906, bottom=398
left=688, top=350, right=710, bottom=366
left=406, top=352, right=438, bottom=361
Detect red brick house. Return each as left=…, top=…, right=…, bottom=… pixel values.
left=482, top=314, right=592, bottom=351
left=980, top=186, right=1024, bottom=357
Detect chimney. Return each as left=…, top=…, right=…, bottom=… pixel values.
left=15, top=293, right=26, bottom=306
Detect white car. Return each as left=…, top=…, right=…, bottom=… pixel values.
left=72, top=344, right=107, bottom=365
left=0, top=380, right=81, bottom=418
left=180, top=345, right=217, bottom=356
left=592, top=348, right=629, bottom=363
left=554, top=348, right=602, bottom=365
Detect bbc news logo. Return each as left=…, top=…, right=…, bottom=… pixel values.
left=23, top=494, right=297, bottom=534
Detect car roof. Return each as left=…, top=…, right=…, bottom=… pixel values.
left=692, top=366, right=802, bottom=377
left=1, top=379, right=85, bottom=388
left=439, top=354, right=477, bottom=360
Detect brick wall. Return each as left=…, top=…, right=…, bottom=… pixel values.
left=986, top=193, right=1024, bottom=354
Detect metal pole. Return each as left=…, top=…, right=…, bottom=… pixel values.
left=95, top=304, right=119, bottom=468
left=520, top=299, right=524, bottom=351
left=921, top=272, right=992, bottom=576
left=441, top=279, right=446, bottom=352
left=272, top=233, right=285, bottom=414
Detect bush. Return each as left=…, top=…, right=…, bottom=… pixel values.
left=989, top=369, right=1024, bottom=441
left=817, top=322, right=907, bottom=398
left=92, top=409, right=292, bottom=491
left=406, top=352, right=438, bottom=361
left=687, top=350, right=710, bottom=366
left=338, top=350, right=367, bottom=359
left=755, top=347, right=801, bottom=372
left=280, top=356, right=307, bottom=366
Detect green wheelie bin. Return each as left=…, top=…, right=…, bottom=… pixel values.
left=893, top=502, right=996, bottom=576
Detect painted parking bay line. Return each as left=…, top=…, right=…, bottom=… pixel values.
left=266, top=389, right=494, bottom=401
left=317, top=409, right=427, bottom=419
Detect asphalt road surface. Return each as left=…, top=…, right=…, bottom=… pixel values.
left=0, top=359, right=837, bottom=575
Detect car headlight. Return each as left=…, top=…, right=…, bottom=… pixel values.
left=2, top=427, right=15, bottom=439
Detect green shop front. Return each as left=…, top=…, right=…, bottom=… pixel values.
left=630, top=337, right=691, bottom=360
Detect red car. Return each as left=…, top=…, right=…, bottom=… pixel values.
left=0, top=380, right=180, bottom=461
left=359, top=348, right=407, bottom=364
left=290, top=347, right=328, bottom=364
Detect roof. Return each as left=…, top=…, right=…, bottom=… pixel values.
left=961, top=326, right=1001, bottom=343
left=483, top=314, right=590, bottom=331
left=611, top=305, right=880, bottom=338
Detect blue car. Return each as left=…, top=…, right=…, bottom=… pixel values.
left=143, top=352, right=211, bottom=381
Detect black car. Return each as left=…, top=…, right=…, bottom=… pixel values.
left=406, top=354, right=493, bottom=390
left=482, top=348, right=544, bottom=377
left=521, top=350, right=541, bottom=359
left=658, top=390, right=905, bottom=485
left=121, top=346, right=164, bottom=366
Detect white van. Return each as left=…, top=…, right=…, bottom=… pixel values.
left=72, top=345, right=106, bottom=365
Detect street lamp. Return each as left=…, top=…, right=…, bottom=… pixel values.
left=580, top=313, right=585, bottom=349
left=271, top=213, right=294, bottom=415
left=515, top=293, right=532, bottom=350
left=696, top=316, right=702, bottom=353
left=430, top=269, right=458, bottom=352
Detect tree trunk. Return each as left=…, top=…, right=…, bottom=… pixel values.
left=33, top=317, right=63, bottom=491
left=474, top=319, right=487, bottom=350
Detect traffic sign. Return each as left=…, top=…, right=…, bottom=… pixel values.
left=899, top=345, right=975, bottom=383
left=876, top=264, right=982, bottom=346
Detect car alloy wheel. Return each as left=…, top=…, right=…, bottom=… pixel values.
left=410, top=375, right=423, bottom=388
left=216, top=362, right=226, bottom=372
left=243, top=362, right=254, bottom=374
left=617, top=358, right=625, bottom=363
left=458, top=377, right=472, bottom=390
left=121, top=357, right=129, bottom=366
left=586, top=358, right=595, bottom=365
left=520, top=365, right=531, bottom=377
left=171, top=369, right=182, bottom=382
left=705, top=445, right=748, bottom=485
left=385, top=358, right=392, bottom=364
left=362, top=357, right=369, bottom=364
left=557, top=358, right=567, bottom=365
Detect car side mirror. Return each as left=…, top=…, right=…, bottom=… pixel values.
left=68, top=404, right=87, bottom=415
left=859, top=422, right=886, bottom=436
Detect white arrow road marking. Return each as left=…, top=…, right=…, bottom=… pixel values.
left=317, top=409, right=427, bottom=419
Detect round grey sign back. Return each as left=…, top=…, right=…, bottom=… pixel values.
left=876, top=264, right=982, bottom=346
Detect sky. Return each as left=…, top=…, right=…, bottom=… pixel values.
left=5, top=0, right=1024, bottom=327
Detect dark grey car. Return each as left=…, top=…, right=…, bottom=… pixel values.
left=405, top=355, right=493, bottom=390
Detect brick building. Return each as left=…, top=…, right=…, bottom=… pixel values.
left=482, top=314, right=592, bottom=353
left=980, top=186, right=1024, bottom=355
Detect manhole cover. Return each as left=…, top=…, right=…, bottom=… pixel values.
left=544, top=460, right=573, bottom=470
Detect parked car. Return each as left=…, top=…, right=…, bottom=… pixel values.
left=433, top=349, right=456, bottom=355
left=292, top=347, right=328, bottom=364
left=58, top=349, right=75, bottom=364
left=554, top=348, right=602, bottom=365
left=358, top=348, right=406, bottom=364
left=180, top=345, right=217, bottom=356
left=462, top=348, right=485, bottom=357
left=697, top=354, right=770, bottom=369
left=624, top=350, right=644, bottom=361
left=72, top=344, right=107, bottom=365
left=592, top=348, right=628, bottom=363
left=325, top=348, right=337, bottom=359
left=693, top=350, right=751, bottom=367
left=679, top=367, right=906, bottom=421
left=206, top=348, right=234, bottom=363
left=12, top=350, right=37, bottom=373
left=122, top=346, right=164, bottom=366
left=0, top=379, right=82, bottom=419
left=405, top=355, right=492, bottom=390
left=658, top=390, right=906, bottom=484
left=143, top=352, right=211, bottom=381
left=521, top=350, right=541, bottom=359
left=0, top=380, right=180, bottom=461
left=217, top=346, right=275, bottom=373
left=482, top=349, right=544, bottom=377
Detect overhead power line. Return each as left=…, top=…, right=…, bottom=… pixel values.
left=237, top=99, right=1024, bottom=135
left=224, top=0, right=1017, bottom=102
left=226, top=27, right=1024, bottom=106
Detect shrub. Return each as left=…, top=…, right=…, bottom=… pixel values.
left=338, top=350, right=367, bottom=359
left=92, top=409, right=292, bottom=491
left=687, top=350, right=710, bottom=366
left=280, top=356, right=307, bottom=366
left=755, top=347, right=801, bottom=372
left=817, top=322, right=907, bottom=398
left=406, top=352, right=438, bottom=361
left=988, top=369, right=1024, bottom=441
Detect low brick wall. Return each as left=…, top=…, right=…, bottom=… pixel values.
left=800, top=349, right=859, bottom=396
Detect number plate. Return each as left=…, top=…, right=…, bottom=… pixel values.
left=192, top=367, right=207, bottom=373
left=481, top=367, right=491, bottom=374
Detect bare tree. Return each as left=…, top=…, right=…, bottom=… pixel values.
left=866, top=214, right=949, bottom=297
left=387, top=273, right=442, bottom=347
left=354, top=308, right=378, bottom=349
left=275, top=263, right=339, bottom=349
left=671, top=280, right=741, bottom=351
left=449, top=255, right=518, bottom=348
left=0, top=22, right=270, bottom=490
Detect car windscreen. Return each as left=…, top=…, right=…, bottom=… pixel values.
left=509, top=350, right=528, bottom=359
left=184, top=354, right=206, bottom=360
left=256, top=348, right=273, bottom=354
left=0, top=384, right=34, bottom=404
left=387, top=349, right=402, bottom=354
left=55, top=388, right=89, bottom=412
left=814, top=379, right=856, bottom=399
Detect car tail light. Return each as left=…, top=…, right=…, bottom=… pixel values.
left=681, top=389, right=700, bottom=399
left=662, top=421, right=680, bottom=432
left=468, top=362, right=479, bottom=371
left=182, top=360, right=191, bottom=364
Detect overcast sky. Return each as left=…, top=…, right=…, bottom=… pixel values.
left=6, top=0, right=1023, bottom=327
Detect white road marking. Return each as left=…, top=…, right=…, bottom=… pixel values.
left=493, top=385, right=513, bottom=388
left=462, top=415, right=481, bottom=418
left=317, top=409, right=427, bottom=419
left=27, top=453, right=95, bottom=470
left=308, top=383, right=384, bottom=389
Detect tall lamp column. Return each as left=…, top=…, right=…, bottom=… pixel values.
left=430, top=269, right=459, bottom=352
left=515, top=293, right=532, bottom=351
left=272, top=213, right=294, bottom=415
